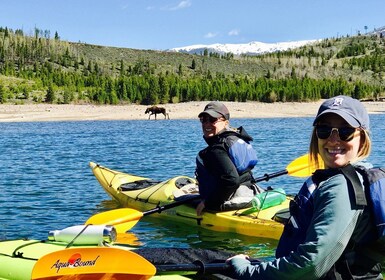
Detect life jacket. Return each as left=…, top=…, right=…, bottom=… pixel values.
left=340, top=165, right=385, bottom=251
left=276, top=164, right=385, bottom=278
left=275, top=174, right=320, bottom=258
left=227, top=137, right=258, bottom=174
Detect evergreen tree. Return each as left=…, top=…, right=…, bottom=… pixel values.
left=120, top=59, right=125, bottom=76
left=45, top=84, right=55, bottom=103
left=0, top=83, right=6, bottom=103
left=159, top=75, right=170, bottom=104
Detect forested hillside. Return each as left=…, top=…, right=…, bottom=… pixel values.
left=0, top=26, right=384, bottom=105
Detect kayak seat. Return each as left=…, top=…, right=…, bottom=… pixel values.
left=175, top=177, right=196, bottom=188
left=119, top=180, right=160, bottom=191
left=272, top=208, right=290, bottom=224
left=173, top=178, right=200, bottom=203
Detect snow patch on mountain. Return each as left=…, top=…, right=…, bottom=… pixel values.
left=368, top=26, right=385, bottom=37
left=169, top=40, right=318, bottom=56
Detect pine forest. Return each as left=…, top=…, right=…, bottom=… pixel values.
left=0, top=26, right=384, bottom=105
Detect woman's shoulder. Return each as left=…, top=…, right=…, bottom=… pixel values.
left=353, top=161, right=373, bottom=170
left=313, top=170, right=350, bottom=194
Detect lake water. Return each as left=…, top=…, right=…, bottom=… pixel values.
left=0, top=114, right=384, bottom=258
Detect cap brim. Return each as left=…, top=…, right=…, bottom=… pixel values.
left=313, top=110, right=361, bottom=128
left=198, top=110, right=223, bottom=119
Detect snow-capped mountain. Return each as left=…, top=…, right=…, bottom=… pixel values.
left=169, top=40, right=318, bottom=56
left=368, top=26, right=385, bottom=37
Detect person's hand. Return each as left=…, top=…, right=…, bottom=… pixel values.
left=226, top=254, right=250, bottom=263
left=196, top=200, right=205, bottom=216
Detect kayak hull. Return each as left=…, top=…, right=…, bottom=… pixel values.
left=90, top=162, right=289, bottom=240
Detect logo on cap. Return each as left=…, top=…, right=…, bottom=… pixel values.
left=332, top=97, right=344, bottom=107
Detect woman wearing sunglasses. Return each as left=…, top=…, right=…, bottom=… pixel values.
left=195, top=101, right=259, bottom=216
left=228, top=95, right=382, bottom=279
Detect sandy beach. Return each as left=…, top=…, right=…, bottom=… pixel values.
left=0, top=101, right=384, bottom=122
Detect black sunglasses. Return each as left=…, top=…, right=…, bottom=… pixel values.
left=316, top=125, right=358, bottom=142
left=199, top=116, right=224, bottom=124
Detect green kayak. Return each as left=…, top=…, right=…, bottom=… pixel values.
left=0, top=225, right=233, bottom=279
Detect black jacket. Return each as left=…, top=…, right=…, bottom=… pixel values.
left=196, top=126, right=256, bottom=210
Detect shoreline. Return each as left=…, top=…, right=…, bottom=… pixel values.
left=0, top=101, right=384, bottom=122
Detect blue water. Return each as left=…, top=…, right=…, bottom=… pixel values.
left=0, top=115, right=384, bottom=258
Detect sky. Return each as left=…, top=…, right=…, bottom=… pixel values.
left=1, top=0, right=384, bottom=51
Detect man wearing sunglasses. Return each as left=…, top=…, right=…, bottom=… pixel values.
left=195, top=101, right=259, bottom=216
left=228, top=96, right=382, bottom=279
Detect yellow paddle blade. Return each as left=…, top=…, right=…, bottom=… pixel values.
left=86, top=208, right=144, bottom=226
left=32, top=247, right=156, bottom=280
left=113, top=220, right=141, bottom=233
left=286, top=153, right=324, bottom=177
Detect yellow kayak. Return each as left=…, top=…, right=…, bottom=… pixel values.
left=89, top=162, right=290, bottom=240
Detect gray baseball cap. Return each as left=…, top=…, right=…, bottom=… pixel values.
left=313, top=95, right=369, bottom=130
left=198, top=101, right=230, bottom=120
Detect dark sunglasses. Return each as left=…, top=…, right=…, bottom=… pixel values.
left=199, top=116, right=224, bottom=124
left=316, top=125, right=358, bottom=142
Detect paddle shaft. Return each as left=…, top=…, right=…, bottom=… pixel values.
left=155, top=260, right=260, bottom=274
left=253, top=170, right=287, bottom=183
left=143, top=195, right=200, bottom=216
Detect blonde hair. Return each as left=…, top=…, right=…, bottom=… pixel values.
left=309, top=127, right=372, bottom=169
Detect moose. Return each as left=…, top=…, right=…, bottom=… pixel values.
left=144, top=105, right=170, bottom=120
